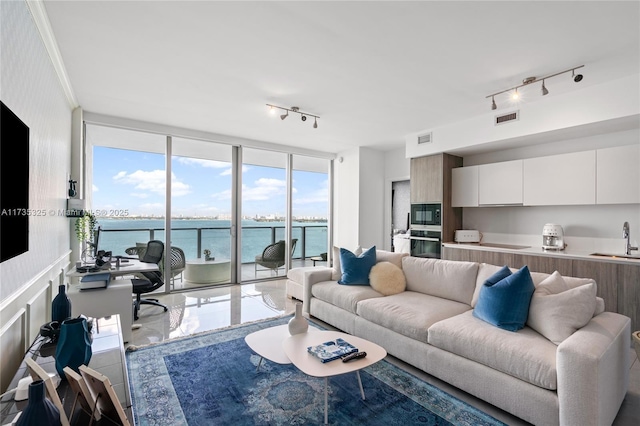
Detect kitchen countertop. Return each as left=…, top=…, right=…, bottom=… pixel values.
left=442, top=241, right=640, bottom=265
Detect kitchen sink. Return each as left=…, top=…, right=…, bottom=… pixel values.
left=590, top=252, right=640, bottom=260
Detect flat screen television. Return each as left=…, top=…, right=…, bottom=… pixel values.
left=1, top=101, right=30, bottom=262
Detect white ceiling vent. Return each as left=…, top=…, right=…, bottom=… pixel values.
left=417, top=132, right=433, bottom=144
left=494, top=110, right=519, bottom=126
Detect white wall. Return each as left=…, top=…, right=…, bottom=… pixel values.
left=383, top=147, right=410, bottom=250
left=0, top=0, right=73, bottom=392
left=333, top=147, right=392, bottom=251
left=406, top=73, right=640, bottom=158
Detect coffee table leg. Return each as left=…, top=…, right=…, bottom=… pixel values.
left=356, top=370, right=365, bottom=400
left=256, top=356, right=264, bottom=372
left=324, top=377, right=328, bottom=425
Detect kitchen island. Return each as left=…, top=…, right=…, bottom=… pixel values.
left=442, top=241, right=640, bottom=334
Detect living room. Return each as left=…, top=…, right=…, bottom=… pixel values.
left=1, top=1, right=638, bottom=425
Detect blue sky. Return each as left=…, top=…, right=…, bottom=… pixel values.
left=92, top=147, right=328, bottom=218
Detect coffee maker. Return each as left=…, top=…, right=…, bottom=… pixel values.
left=542, top=223, right=566, bottom=250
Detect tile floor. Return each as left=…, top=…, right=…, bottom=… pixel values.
left=131, top=279, right=639, bottom=425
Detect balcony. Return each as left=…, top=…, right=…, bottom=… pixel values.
left=96, top=224, right=328, bottom=290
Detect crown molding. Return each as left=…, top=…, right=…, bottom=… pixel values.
left=26, top=0, right=79, bottom=108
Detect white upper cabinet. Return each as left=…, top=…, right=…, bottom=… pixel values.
left=451, top=166, right=479, bottom=207
left=596, top=144, right=640, bottom=204
left=523, top=151, right=596, bottom=206
left=478, top=160, right=523, bottom=205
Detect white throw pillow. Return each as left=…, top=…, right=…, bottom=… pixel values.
left=331, top=245, right=362, bottom=281
left=527, top=271, right=597, bottom=345
left=369, top=262, right=406, bottom=296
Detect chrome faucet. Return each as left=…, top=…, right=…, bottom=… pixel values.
left=623, top=222, right=638, bottom=255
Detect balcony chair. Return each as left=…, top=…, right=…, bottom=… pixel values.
left=131, top=240, right=168, bottom=320
left=254, top=238, right=297, bottom=277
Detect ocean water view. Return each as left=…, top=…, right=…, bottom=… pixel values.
left=96, top=218, right=328, bottom=264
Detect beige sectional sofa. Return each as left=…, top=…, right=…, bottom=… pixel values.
left=286, top=251, right=631, bottom=426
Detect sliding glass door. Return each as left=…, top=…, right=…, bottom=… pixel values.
left=170, top=138, right=233, bottom=289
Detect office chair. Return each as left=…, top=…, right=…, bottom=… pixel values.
left=131, top=240, right=168, bottom=320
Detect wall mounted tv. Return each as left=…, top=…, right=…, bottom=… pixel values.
left=1, top=101, right=30, bottom=262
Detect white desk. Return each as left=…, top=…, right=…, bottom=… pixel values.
left=67, top=279, right=134, bottom=343
left=66, top=259, right=159, bottom=281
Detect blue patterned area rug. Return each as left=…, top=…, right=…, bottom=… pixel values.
left=126, top=316, right=506, bottom=426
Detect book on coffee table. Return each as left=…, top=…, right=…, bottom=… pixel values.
left=307, top=338, right=358, bottom=363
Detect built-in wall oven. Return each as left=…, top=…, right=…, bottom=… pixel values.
left=409, top=227, right=442, bottom=258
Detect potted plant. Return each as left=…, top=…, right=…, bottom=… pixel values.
left=203, top=249, right=214, bottom=261
left=75, top=212, right=98, bottom=261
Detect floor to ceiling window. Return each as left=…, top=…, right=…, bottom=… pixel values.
left=87, top=124, right=168, bottom=290
left=86, top=120, right=331, bottom=289
left=170, top=137, right=233, bottom=289
left=292, top=154, right=330, bottom=265
left=241, top=148, right=288, bottom=281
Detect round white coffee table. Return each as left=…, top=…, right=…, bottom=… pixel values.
left=283, top=330, right=387, bottom=425
left=184, top=258, right=230, bottom=284
left=244, top=324, right=318, bottom=371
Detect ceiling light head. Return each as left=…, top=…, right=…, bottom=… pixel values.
left=269, top=105, right=276, bottom=114
left=572, top=69, right=583, bottom=82
left=541, top=80, right=549, bottom=96
left=512, top=88, right=519, bottom=100
left=491, top=96, right=497, bottom=110
left=301, top=115, right=307, bottom=122
left=280, top=111, right=288, bottom=120
left=313, top=117, right=318, bottom=128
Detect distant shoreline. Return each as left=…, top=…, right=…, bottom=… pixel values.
left=97, top=217, right=327, bottom=222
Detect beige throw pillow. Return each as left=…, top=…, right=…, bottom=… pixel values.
left=369, top=262, right=406, bottom=296
left=527, top=271, right=597, bottom=345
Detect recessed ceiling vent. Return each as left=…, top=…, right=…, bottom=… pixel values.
left=495, top=110, right=519, bottom=126
left=417, top=132, right=433, bottom=144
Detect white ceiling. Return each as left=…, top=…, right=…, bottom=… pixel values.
left=42, top=1, right=640, bottom=154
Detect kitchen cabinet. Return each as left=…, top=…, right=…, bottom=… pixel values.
left=478, top=160, right=523, bottom=205
left=451, top=166, right=479, bottom=207
left=523, top=151, right=596, bottom=205
left=596, top=144, right=640, bottom=204
left=411, top=154, right=443, bottom=203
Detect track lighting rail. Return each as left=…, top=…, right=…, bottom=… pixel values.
left=486, top=65, right=584, bottom=110
left=266, top=104, right=320, bottom=128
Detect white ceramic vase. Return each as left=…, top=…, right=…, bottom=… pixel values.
left=288, top=301, right=308, bottom=335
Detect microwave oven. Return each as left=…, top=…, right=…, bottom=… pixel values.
left=410, top=203, right=441, bottom=227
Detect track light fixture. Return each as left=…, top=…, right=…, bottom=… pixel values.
left=266, top=104, right=320, bottom=128
left=486, top=65, right=584, bottom=110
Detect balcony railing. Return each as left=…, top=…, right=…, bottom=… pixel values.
left=97, top=225, right=328, bottom=264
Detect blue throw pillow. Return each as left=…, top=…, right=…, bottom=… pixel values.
left=338, top=246, right=376, bottom=285
left=473, top=265, right=535, bottom=331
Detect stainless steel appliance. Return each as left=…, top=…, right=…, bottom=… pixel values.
left=410, top=203, right=441, bottom=227
left=542, top=223, right=566, bottom=250
left=410, top=228, right=442, bottom=258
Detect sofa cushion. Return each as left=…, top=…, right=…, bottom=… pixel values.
left=311, top=281, right=383, bottom=314
left=527, top=271, right=597, bottom=345
left=331, top=245, right=362, bottom=280
left=428, top=310, right=559, bottom=390
left=473, top=265, right=535, bottom=332
left=369, top=262, right=406, bottom=296
left=472, top=263, right=517, bottom=307
left=357, top=291, right=471, bottom=343
left=401, top=257, right=479, bottom=305
left=338, top=246, right=376, bottom=285
left=376, top=250, right=408, bottom=270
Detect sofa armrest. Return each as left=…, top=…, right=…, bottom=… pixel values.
left=557, top=312, right=630, bottom=426
left=287, top=267, right=332, bottom=315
